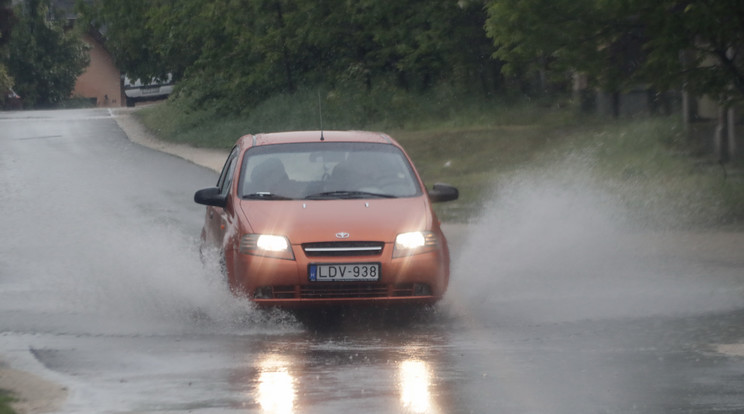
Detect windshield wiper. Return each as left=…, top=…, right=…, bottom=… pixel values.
left=304, top=190, right=397, bottom=200
left=243, top=192, right=293, bottom=200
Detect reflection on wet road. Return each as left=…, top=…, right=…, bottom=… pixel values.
left=225, top=322, right=450, bottom=414
left=255, top=354, right=295, bottom=413
left=2, top=109, right=744, bottom=413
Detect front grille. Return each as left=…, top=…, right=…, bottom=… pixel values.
left=301, top=283, right=388, bottom=298
left=302, top=241, right=384, bottom=257
left=268, top=285, right=297, bottom=299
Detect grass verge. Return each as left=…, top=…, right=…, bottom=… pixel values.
left=0, top=389, right=16, bottom=414
left=137, top=90, right=744, bottom=227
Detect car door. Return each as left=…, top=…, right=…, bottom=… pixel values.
left=202, top=147, right=239, bottom=250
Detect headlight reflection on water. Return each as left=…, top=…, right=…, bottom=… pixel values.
left=399, top=359, right=437, bottom=414
left=256, top=355, right=296, bottom=414
left=252, top=353, right=439, bottom=413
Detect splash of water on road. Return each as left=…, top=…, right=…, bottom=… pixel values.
left=1, top=218, right=300, bottom=337
left=443, top=160, right=744, bottom=325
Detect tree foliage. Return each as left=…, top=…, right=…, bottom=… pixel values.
left=82, top=0, right=502, bottom=113
left=7, top=0, right=89, bottom=107
left=0, top=0, right=12, bottom=49
left=485, top=0, right=744, bottom=105
left=485, top=0, right=638, bottom=93
left=79, top=0, right=744, bottom=112
left=0, top=0, right=14, bottom=96
left=640, top=0, right=744, bottom=106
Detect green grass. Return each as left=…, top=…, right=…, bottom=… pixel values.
left=136, top=85, right=573, bottom=148
left=137, top=89, right=744, bottom=227
left=0, top=389, right=16, bottom=414
left=391, top=124, right=581, bottom=220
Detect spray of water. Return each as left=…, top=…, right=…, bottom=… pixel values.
left=3, top=134, right=740, bottom=337
left=442, top=158, right=744, bottom=324
left=1, top=210, right=300, bottom=337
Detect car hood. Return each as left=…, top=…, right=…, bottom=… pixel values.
left=238, top=197, right=433, bottom=244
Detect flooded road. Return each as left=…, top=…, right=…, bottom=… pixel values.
left=1, top=108, right=744, bottom=413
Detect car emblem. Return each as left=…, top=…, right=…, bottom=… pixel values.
left=335, top=232, right=350, bottom=239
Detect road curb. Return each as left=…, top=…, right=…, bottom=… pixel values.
left=109, top=107, right=229, bottom=173
left=0, top=360, right=67, bottom=414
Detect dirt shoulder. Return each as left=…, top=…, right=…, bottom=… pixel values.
left=0, top=362, right=67, bottom=414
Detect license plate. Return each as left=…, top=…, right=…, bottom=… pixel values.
left=309, top=263, right=380, bottom=282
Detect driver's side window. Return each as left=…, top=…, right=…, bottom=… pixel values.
left=217, top=147, right=239, bottom=196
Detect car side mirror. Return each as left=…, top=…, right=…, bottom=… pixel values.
left=428, top=183, right=458, bottom=203
left=194, top=187, right=227, bottom=208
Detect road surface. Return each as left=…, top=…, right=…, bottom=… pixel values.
left=1, top=108, right=744, bottom=413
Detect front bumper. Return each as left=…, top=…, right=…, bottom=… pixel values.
left=228, top=242, right=449, bottom=307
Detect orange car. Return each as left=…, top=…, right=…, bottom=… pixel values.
left=194, top=130, right=458, bottom=307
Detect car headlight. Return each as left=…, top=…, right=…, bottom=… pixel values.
left=393, top=231, right=438, bottom=258
left=239, top=234, right=295, bottom=260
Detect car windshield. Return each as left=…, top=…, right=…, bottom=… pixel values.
left=238, top=142, right=422, bottom=200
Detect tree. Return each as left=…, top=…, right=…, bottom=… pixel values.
left=0, top=0, right=12, bottom=50
left=485, top=0, right=645, bottom=100
left=644, top=1, right=744, bottom=162
left=638, top=0, right=744, bottom=107
left=82, top=0, right=500, bottom=113
left=485, top=0, right=744, bottom=106
left=0, top=0, right=14, bottom=100
left=8, top=0, right=89, bottom=107
left=80, top=0, right=172, bottom=82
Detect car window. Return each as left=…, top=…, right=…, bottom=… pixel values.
left=217, top=147, right=239, bottom=196
left=238, top=142, right=422, bottom=199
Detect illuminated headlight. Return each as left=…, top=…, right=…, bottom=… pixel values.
left=240, top=234, right=295, bottom=260
left=257, top=235, right=289, bottom=251
left=393, top=231, right=438, bottom=258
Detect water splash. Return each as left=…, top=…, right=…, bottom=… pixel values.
left=1, top=215, right=300, bottom=336
left=443, top=160, right=744, bottom=324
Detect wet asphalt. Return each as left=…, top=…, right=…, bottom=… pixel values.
left=1, top=108, right=744, bottom=413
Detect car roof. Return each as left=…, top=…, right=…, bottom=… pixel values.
left=237, top=130, right=396, bottom=148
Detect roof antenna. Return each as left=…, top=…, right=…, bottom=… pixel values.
left=318, top=90, right=325, bottom=141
